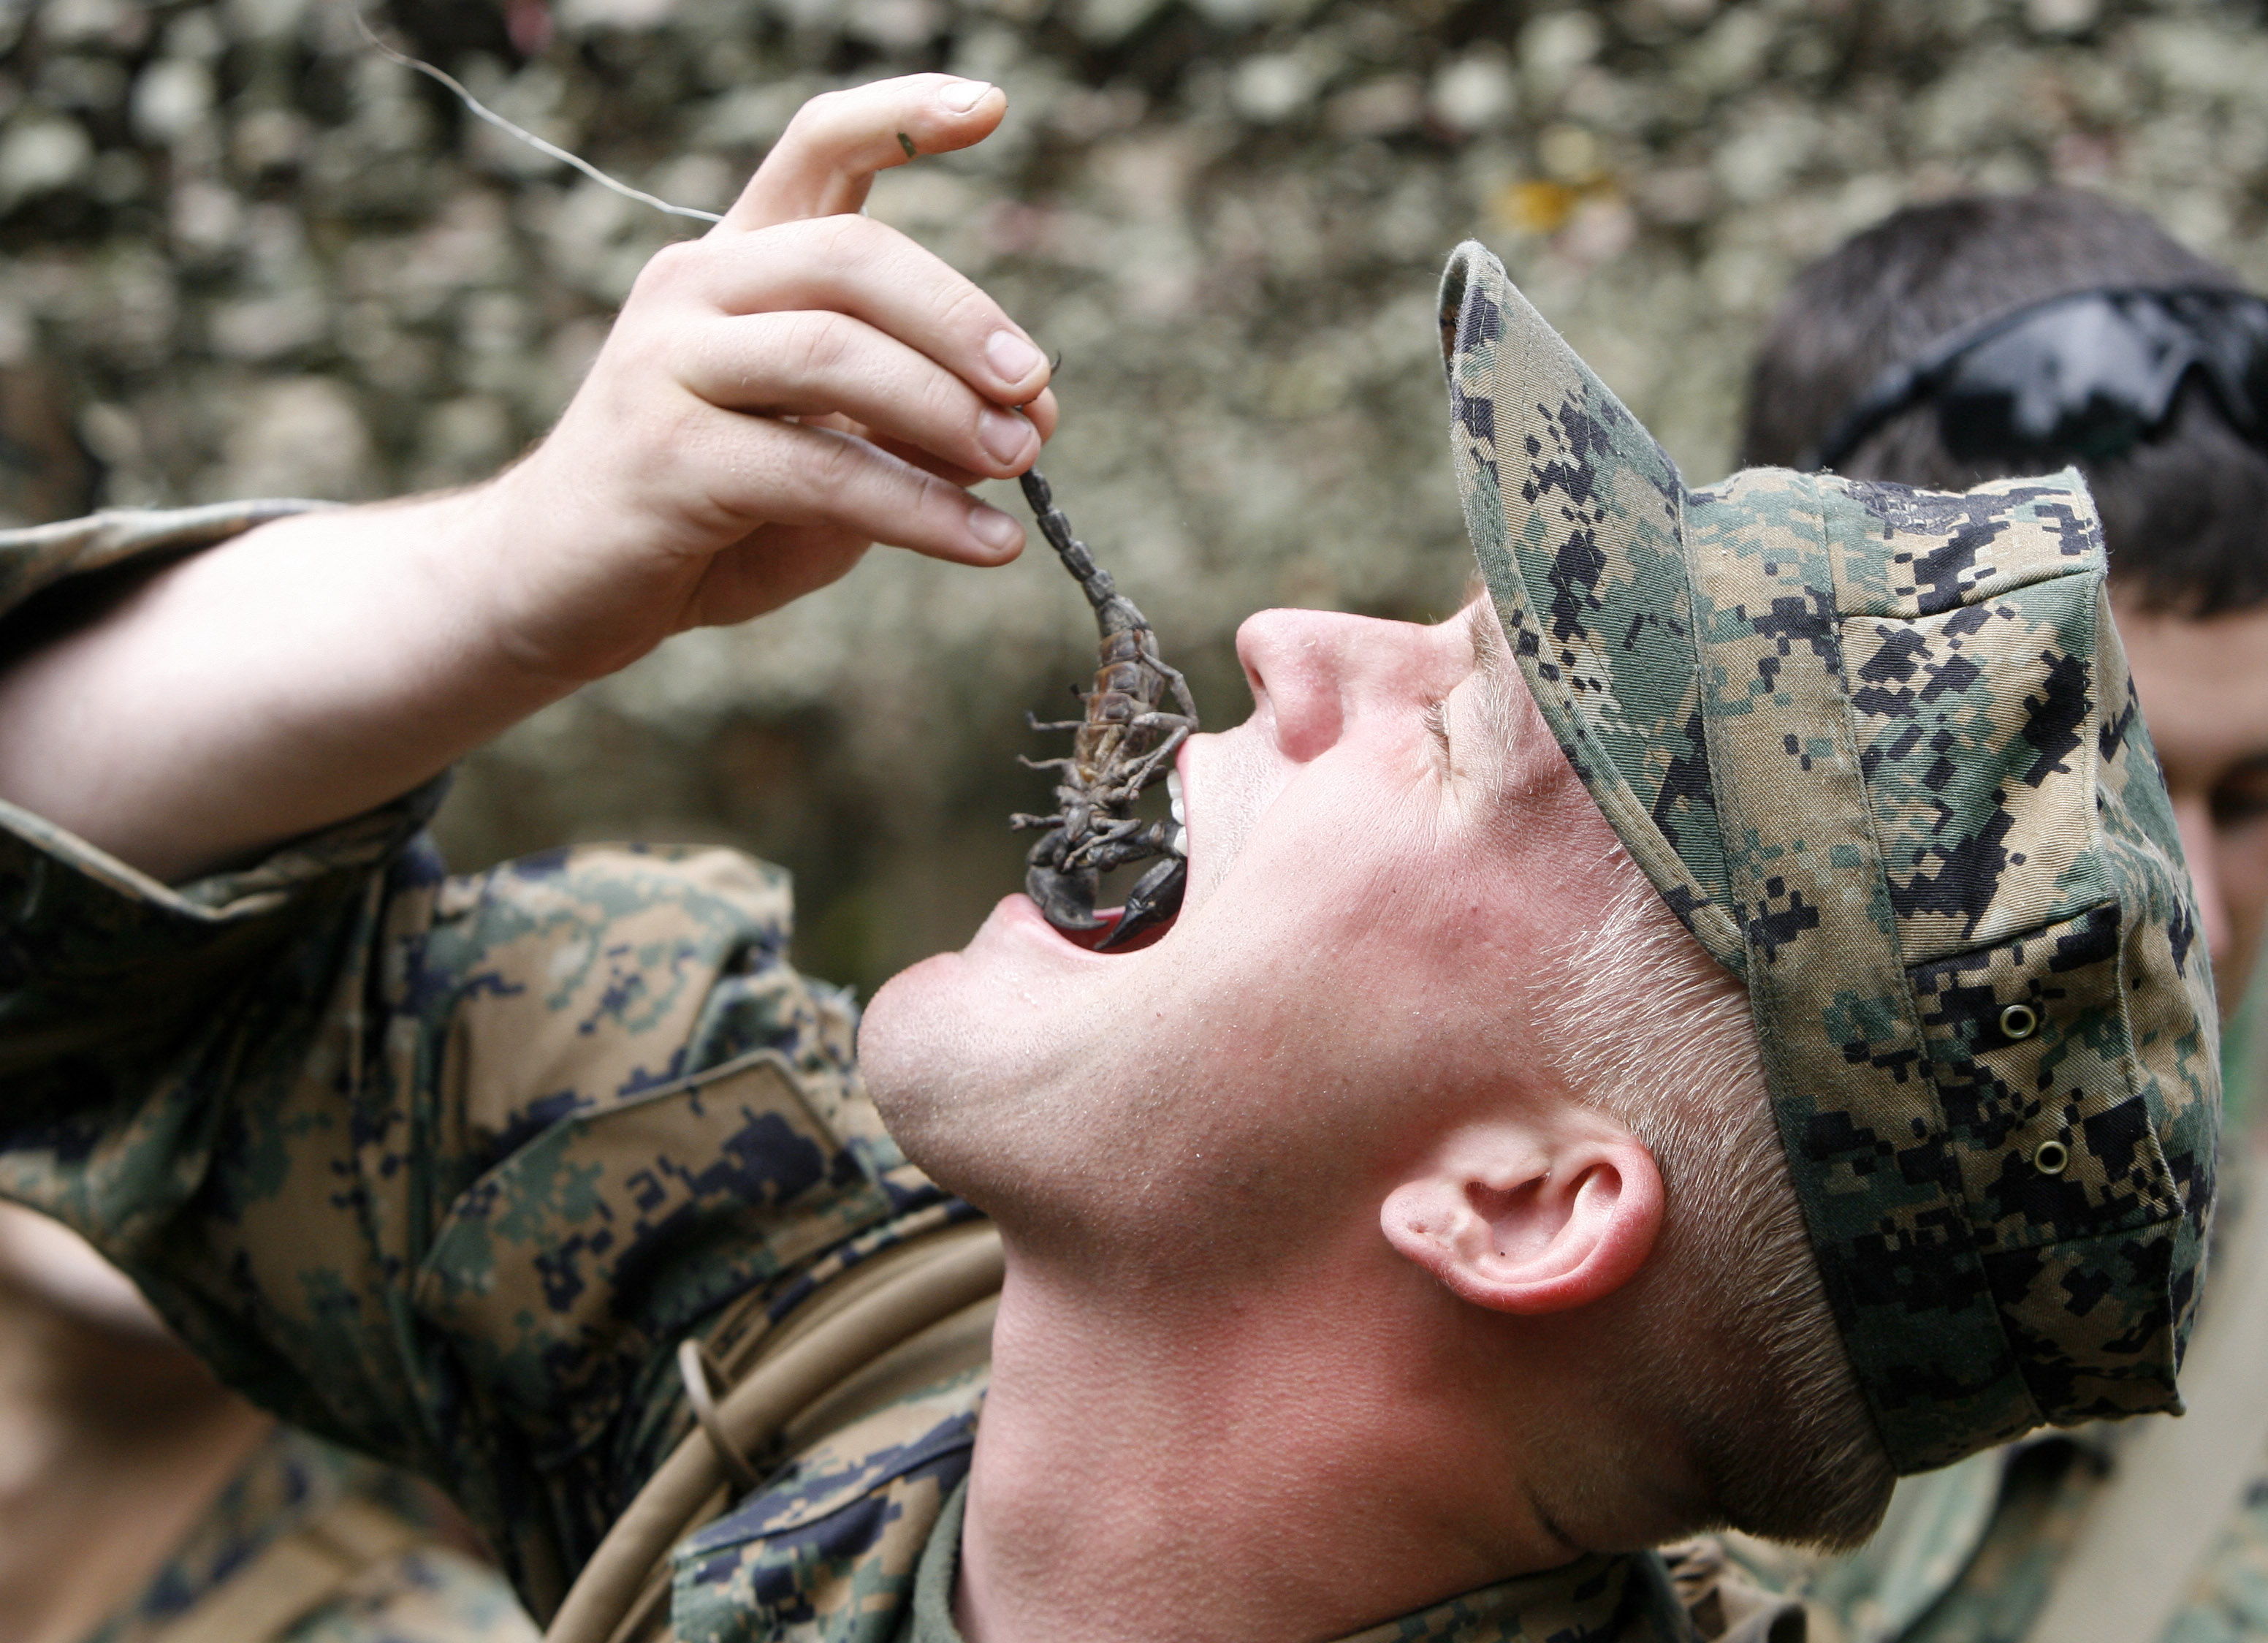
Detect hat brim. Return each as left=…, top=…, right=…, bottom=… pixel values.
left=1439, top=243, right=1743, bottom=970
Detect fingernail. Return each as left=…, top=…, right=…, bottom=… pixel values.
left=969, top=504, right=1023, bottom=553
left=939, top=79, right=994, bottom=113
left=978, top=407, right=1033, bottom=466
left=986, top=330, right=1046, bottom=384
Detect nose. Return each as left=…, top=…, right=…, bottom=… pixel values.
left=1233, top=607, right=1447, bottom=763
left=2170, top=794, right=2233, bottom=978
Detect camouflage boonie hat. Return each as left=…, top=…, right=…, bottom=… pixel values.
left=1438, top=242, right=2218, bottom=1474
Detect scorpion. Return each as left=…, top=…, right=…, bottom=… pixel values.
left=346, top=28, right=1199, bottom=949
left=1011, top=468, right=1199, bottom=949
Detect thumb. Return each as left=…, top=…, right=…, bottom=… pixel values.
left=720, top=73, right=1007, bottom=229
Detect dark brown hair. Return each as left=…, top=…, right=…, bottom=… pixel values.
left=1742, top=189, right=2268, bottom=616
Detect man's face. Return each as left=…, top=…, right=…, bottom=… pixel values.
left=861, top=599, right=1628, bottom=1248
left=2117, top=592, right=2268, bottom=1016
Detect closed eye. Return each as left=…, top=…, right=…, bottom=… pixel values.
left=1432, top=596, right=1521, bottom=786
left=1425, top=697, right=1453, bottom=765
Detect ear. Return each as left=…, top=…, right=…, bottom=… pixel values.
left=1379, top=1117, right=1663, bottom=1314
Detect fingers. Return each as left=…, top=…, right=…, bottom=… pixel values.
left=678, top=308, right=1055, bottom=482
left=689, top=413, right=1026, bottom=566
left=819, top=418, right=1059, bottom=492
left=553, top=72, right=1066, bottom=625
left=859, top=429, right=996, bottom=490
left=647, top=212, right=1054, bottom=411
left=807, top=413, right=988, bottom=489
left=701, top=216, right=1053, bottom=406
left=723, top=74, right=1006, bottom=230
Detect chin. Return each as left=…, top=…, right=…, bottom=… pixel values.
left=863, top=898, right=1062, bottom=1156
left=859, top=948, right=967, bottom=1143
left=866, top=892, right=1157, bottom=1073
left=861, top=891, right=1172, bottom=1223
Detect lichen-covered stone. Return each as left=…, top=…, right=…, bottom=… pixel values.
left=3, top=0, right=2261, bottom=992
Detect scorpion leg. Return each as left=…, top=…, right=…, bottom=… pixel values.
left=1095, top=854, right=1187, bottom=949
left=1147, top=653, right=1200, bottom=722
left=1062, top=813, right=1149, bottom=870
left=1064, top=803, right=1186, bottom=870
left=1106, top=719, right=1192, bottom=797
left=1076, top=823, right=1176, bottom=874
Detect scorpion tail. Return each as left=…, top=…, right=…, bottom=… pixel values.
left=1019, top=468, right=1143, bottom=636
left=1095, top=854, right=1186, bottom=949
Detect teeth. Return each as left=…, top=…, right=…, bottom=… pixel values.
left=1166, top=770, right=1187, bottom=857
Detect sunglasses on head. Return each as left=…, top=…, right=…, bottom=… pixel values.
left=1802, top=286, right=2268, bottom=474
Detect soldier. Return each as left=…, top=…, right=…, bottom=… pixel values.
left=0, top=80, right=2219, bottom=1643
left=1730, top=191, right=2268, bottom=1643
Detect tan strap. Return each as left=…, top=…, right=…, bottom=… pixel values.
left=544, top=1222, right=1005, bottom=1643
left=2025, top=1157, right=2268, bottom=1643
left=676, top=1338, right=761, bottom=1494
left=148, top=1495, right=420, bottom=1643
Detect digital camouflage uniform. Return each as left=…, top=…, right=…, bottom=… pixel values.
left=1434, top=238, right=2231, bottom=1643
left=0, top=512, right=1702, bottom=1642
left=0, top=242, right=2220, bottom=1643
left=90, top=1422, right=539, bottom=1643
left=1704, top=963, right=2268, bottom=1643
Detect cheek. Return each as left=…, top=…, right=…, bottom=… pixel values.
left=1181, top=724, right=1295, bottom=912
left=1195, top=848, right=1562, bottom=1103
left=1184, top=716, right=1443, bottom=931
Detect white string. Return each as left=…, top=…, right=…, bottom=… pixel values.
left=353, top=8, right=725, bottom=225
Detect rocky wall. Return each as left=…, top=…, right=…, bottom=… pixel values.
left=3, top=0, right=2265, bottom=992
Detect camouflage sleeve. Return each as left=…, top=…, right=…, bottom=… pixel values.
left=89, top=1422, right=541, bottom=1643
left=0, top=801, right=940, bottom=1612
left=0, top=511, right=938, bottom=1615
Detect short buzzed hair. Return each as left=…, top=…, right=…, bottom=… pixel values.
left=1550, top=865, right=1895, bottom=1549
left=1742, top=189, right=2268, bottom=617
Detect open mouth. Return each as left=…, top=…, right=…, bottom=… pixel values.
left=1029, top=768, right=1188, bottom=955
left=1058, top=902, right=1177, bottom=953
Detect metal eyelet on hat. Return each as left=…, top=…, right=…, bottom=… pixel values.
left=1999, top=1002, right=2040, bottom=1041
left=2033, top=1139, right=2071, bottom=1176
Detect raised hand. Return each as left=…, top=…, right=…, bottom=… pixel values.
left=0, top=75, right=1059, bottom=881
left=473, top=73, right=1059, bottom=680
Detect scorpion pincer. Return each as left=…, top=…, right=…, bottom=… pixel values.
left=1010, top=468, right=1199, bottom=949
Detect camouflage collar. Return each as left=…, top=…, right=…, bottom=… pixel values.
left=901, top=1479, right=963, bottom=1643
left=902, top=1481, right=1699, bottom=1643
